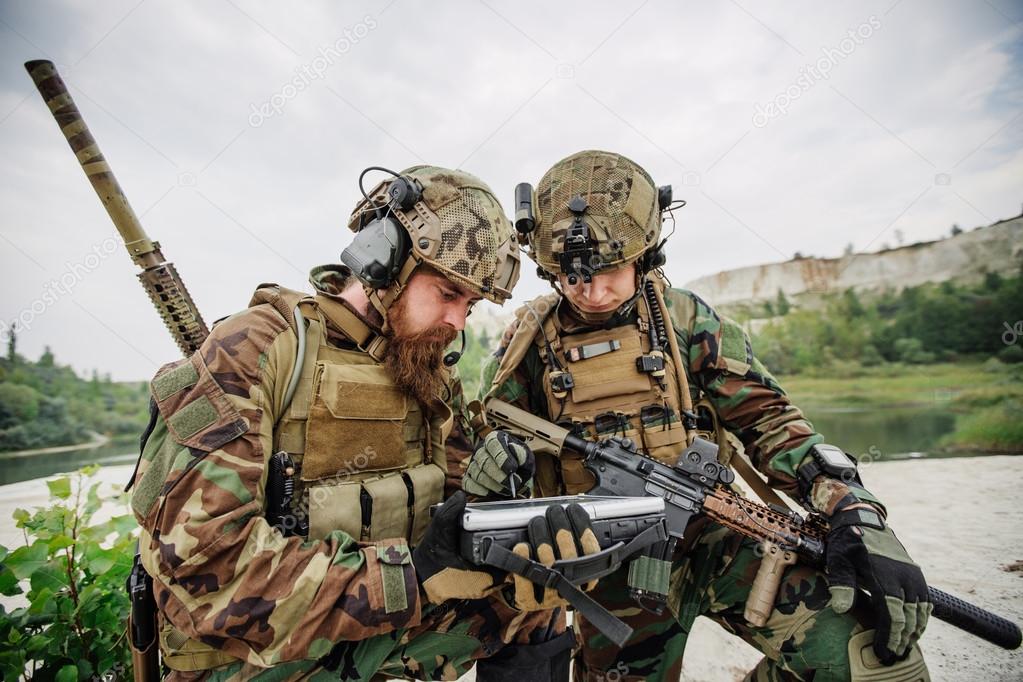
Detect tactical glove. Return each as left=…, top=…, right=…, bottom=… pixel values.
left=825, top=492, right=932, bottom=665
left=413, top=492, right=502, bottom=604
left=507, top=502, right=602, bottom=611
left=463, top=430, right=535, bottom=499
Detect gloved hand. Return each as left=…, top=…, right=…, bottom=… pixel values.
left=825, top=493, right=932, bottom=664
left=507, top=502, right=602, bottom=611
left=462, top=430, right=535, bottom=499
left=412, top=492, right=502, bottom=604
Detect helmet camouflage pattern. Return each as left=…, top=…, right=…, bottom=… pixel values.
left=527, top=150, right=661, bottom=278
left=347, top=165, right=520, bottom=305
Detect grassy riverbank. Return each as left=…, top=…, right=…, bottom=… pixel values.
left=778, top=361, right=1023, bottom=452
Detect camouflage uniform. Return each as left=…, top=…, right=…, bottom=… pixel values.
left=128, top=165, right=564, bottom=680
left=480, top=288, right=928, bottom=681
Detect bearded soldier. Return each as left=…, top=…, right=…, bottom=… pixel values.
left=127, top=165, right=601, bottom=681
left=468, top=150, right=932, bottom=681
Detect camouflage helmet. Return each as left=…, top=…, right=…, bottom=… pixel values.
left=524, top=150, right=662, bottom=280
left=346, top=165, right=520, bottom=311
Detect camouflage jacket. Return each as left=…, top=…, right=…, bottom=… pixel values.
left=128, top=268, right=475, bottom=667
left=479, top=288, right=853, bottom=507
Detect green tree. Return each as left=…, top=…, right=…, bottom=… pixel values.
left=775, top=289, right=791, bottom=316
left=5, top=323, right=16, bottom=363
left=0, top=383, right=41, bottom=428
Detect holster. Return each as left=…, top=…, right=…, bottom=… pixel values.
left=127, top=552, right=161, bottom=681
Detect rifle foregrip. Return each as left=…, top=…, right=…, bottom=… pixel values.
left=744, top=541, right=796, bottom=627
left=929, top=586, right=1021, bottom=650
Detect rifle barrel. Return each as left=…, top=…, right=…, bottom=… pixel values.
left=23, top=60, right=208, bottom=356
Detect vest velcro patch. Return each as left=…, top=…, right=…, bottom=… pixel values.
left=166, top=396, right=218, bottom=441
left=152, top=361, right=199, bottom=401
left=378, top=542, right=412, bottom=614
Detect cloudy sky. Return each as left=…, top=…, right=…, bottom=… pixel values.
left=1, top=1, right=1021, bottom=381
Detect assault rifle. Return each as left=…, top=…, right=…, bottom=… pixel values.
left=481, top=398, right=1023, bottom=651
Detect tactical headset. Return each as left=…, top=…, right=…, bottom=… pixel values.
left=341, top=166, right=465, bottom=366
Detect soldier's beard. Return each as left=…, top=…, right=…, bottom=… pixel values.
left=386, top=298, right=458, bottom=405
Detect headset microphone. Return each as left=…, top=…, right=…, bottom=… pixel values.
left=443, top=330, right=466, bottom=367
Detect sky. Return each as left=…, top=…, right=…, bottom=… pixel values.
left=1, top=0, right=1021, bottom=381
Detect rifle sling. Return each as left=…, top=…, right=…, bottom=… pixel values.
left=478, top=523, right=667, bottom=647
left=728, top=450, right=790, bottom=510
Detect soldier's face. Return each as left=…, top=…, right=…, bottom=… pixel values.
left=558, top=263, right=638, bottom=314
left=393, top=269, right=481, bottom=336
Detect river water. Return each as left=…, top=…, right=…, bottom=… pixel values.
left=0, top=405, right=1002, bottom=487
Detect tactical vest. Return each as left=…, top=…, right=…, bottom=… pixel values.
left=265, top=285, right=452, bottom=546
left=488, top=276, right=733, bottom=497
left=159, top=285, right=451, bottom=673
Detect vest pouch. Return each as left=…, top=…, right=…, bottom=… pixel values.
left=404, top=463, right=445, bottom=545
left=303, top=362, right=409, bottom=481
left=642, top=421, right=686, bottom=451
left=363, top=472, right=411, bottom=542
left=565, top=333, right=651, bottom=404
left=307, top=480, right=362, bottom=541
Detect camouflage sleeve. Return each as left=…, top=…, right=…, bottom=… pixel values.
left=664, top=288, right=823, bottom=497
left=478, top=318, right=549, bottom=412
left=131, top=305, right=421, bottom=666
left=442, top=366, right=476, bottom=497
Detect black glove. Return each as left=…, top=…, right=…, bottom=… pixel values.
left=825, top=495, right=932, bottom=665
left=462, top=430, right=535, bottom=498
left=412, top=492, right=502, bottom=603
left=508, top=502, right=602, bottom=611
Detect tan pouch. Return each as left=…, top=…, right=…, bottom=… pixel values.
left=642, top=422, right=686, bottom=451
left=303, top=363, right=409, bottom=481
left=364, top=473, right=411, bottom=541
left=405, top=463, right=445, bottom=544
left=307, top=480, right=362, bottom=541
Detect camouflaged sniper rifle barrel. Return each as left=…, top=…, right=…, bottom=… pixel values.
left=23, top=60, right=209, bottom=356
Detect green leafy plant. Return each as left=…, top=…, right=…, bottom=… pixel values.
left=0, top=465, right=136, bottom=680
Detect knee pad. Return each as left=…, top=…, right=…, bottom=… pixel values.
left=475, top=630, right=574, bottom=682
left=847, top=630, right=929, bottom=681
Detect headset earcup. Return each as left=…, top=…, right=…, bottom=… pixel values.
left=340, top=216, right=411, bottom=288
left=642, top=246, right=667, bottom=273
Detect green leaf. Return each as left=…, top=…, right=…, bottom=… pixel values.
left=56, top=663, right=78, bottom=682
left=83, top=546, right=115, bottom=575
left=0, top=546, right=7, bottom=563
left=0, top=567, right=21, bottom=596
left=7, top=542, right=48, bottom=580
left=47, top=477, right=72, bottom=500
left=28, top=588, right=58, bottom=617
left=47, top=534, right=75, bottom=553
left=12, top=508, right=30, bottom=526
left=30, top=560, right=69, bottom=594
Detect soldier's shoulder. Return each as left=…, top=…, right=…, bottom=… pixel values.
left=203, top=302, right=296, bottom=365
left=498, top=292, right=561, bottom=348
left=663, top=287, right=722, bottom=326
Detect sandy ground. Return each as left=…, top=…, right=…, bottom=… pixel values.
left=1, top=458, right=1020, bottom=680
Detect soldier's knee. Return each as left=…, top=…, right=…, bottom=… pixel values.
left=845, top=630, right=929, bottom=681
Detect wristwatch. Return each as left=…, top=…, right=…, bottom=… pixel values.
left=796, top=443, right=859, bottom=496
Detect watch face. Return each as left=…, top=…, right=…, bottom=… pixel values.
left=816, top=444, right=854, bottom=469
